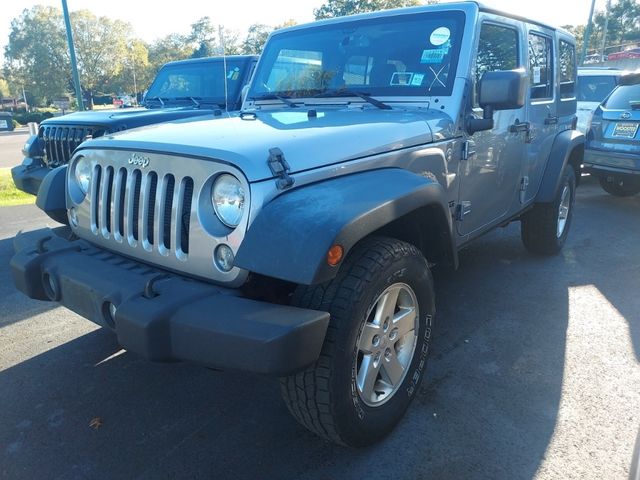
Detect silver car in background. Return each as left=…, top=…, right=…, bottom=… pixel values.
left=576, top=67, right=627, bottom=132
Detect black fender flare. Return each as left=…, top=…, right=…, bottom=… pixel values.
left=535, top=129, right=584, bottom=203
left=235, top=168, right=455, bottom=285
left=36, top=165, right=68, bottom=225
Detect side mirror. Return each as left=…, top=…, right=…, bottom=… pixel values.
left=468, top=69, right=527, bottom=134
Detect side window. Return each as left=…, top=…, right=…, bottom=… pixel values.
left=265, top=49, right=324, bottom=93
left=529, top=33, right=553, bottom=100
left=559, top=40, right=576, bottom=99
left=474, top=23, right=519, bottom=107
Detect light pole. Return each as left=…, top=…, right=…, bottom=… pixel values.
left=131, top=47, right=138, bottom=105
left=600, top=0, right=612, bottom=62
left=581, top=0, right=597, bottom=65
left=61, top=0, right=84, bottom=110
left=22, top=85, right=28, bottom=112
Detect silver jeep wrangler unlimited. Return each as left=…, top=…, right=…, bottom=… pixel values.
left=12, top=2, right=583, bottom=446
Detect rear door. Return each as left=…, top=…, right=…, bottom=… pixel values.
left=520, top=26, right=559, bottom=204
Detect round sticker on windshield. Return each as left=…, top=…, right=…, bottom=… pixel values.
left=430, top=27, right=451, bottom=46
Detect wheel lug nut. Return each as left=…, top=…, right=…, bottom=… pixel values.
left=383, top=319, right=389, bottom=331
left=372, top=334, right=380, bottom=346
left=390, top=329, right=398, bottom=340
left=385, top=348, right=391, bottom=358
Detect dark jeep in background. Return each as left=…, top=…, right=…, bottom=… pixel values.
left=11, top=55, right=258, bottom=195
left=12, top=2, right=583, bottom=446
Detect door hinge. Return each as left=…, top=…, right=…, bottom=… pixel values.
left=462, top=140, right=476, bottom=161
left=519, top=176, right=529, bottom=203
left=267, top=147, right=295, bottom=190
left=455, top=201, right=472, bottom=221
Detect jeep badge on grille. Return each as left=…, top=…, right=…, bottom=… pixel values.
left=128, top=153, right=150, bottom=168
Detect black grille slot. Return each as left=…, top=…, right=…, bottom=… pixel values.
left=104, top=166, right=114, bottom=233
left=132, top=170, right=141, bottom=241
left=162, top=175, right=175, bottom=250
left=92, top=165, right=102, bottom=229
left=117, top=168, right=127, bottom=237
left=180, top=177, right=194, bottom=254
left=146, top=172, right=158, bottom=245
left=55, top=127, right=65, bottom=165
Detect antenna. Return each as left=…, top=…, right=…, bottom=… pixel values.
left=219, top=24, right=229, bottom=112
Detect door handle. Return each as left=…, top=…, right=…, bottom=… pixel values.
left=544, top=116, right=558, bottom=125
left=509, top=121, right=531, bottom=133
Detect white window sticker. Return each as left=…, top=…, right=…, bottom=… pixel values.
left=533, top=66, right=541, bottom=84
left=391, top=72, right=413, bottom=85
left=411, top=73, right=425, bottom=86
left=430, top=27, right=451, bottom=46
left=421, top=49, right=446, bottom=64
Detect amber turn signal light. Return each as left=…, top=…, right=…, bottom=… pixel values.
left=327, top=245, right=344, bottom=266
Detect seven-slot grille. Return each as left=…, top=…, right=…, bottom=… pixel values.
left=40, top=125, right=101, bottom=167
left=90, top=164, right=194, bottom=257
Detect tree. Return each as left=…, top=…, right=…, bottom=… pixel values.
left=0, top=77, right=11, bottom=106
left=109, top=39, right=151, bottom=100
left=189, top=17, right=218, bottom=58
left=148, top=33, right=192, bottom=72
left=314, top=0, right=422, bottom=19
left=3, top=6, right=70, bottom=106
left=242, top=24, right=271, bottom=54
left=608, top=0, right=640, bottom=44
left=71, top=10, right=136, bottom=108
left=219, top=26, right=241, bottom=55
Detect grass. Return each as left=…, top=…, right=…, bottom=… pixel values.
left=0, top=168, right=35, bottom=207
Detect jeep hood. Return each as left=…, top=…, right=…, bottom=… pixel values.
left=41, top=107, right=215, bottom=129
left=82, top=108, right=447, bottom=182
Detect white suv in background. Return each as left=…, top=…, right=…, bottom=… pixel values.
left=576, top=67, right=627, bottom=132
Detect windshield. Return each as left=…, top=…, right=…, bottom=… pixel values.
left=249, top=11, right=465, bottom=100
left=145, top=58, right=247, bottom=106
left=603, top=83, right=640, bottom=110
left=576, top=75, right=618, bottom=102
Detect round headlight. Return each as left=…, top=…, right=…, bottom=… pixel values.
left=212, top=174, right=245, bottom=228
left=74, top=157, right=92, bottom=195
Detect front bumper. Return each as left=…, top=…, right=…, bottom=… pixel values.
left=11, top=228, right=330, bottom=375
left=11, top=160, right=49, bottom=196
left=583, top=148, right=640, bottom=177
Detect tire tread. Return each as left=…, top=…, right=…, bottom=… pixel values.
left=279, top=237, right=422, bottom=445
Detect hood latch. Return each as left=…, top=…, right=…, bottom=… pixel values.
left=268, top=147, right=295, bottom=190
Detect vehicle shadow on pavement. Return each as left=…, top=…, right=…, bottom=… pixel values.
left=1, top=180, right=637, bottom=480
left=0, top=237, right=57, bottom=329
left=0, top=227, right=571, bottom=480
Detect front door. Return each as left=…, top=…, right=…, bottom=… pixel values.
left=457, top=19, right=526, bottom=236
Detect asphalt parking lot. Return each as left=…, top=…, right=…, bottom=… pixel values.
left=0, top=129, right=29, bottom=169
left=0, top=172, right=639, bottom=479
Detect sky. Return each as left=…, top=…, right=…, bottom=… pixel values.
left=1, top=0, right=608, bottom=64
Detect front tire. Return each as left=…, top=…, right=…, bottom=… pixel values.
left=521, top=166, right=576, bottom=255
left=598, top=175, right=640, bottom=197
left=280, top=237, right=435, bottom=447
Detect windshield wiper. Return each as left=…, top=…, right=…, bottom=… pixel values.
left=313, top=89, right=391, bottom=110
left=172, top=96, right=203, bottom=107
left=144, top=96, right=167, bottom=107
left=250, top=93, right=299, bottom=108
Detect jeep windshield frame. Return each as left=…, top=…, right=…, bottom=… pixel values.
left=144, top=58, right=248, bottom=108
left=248, top=10, right=465, bottom=103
